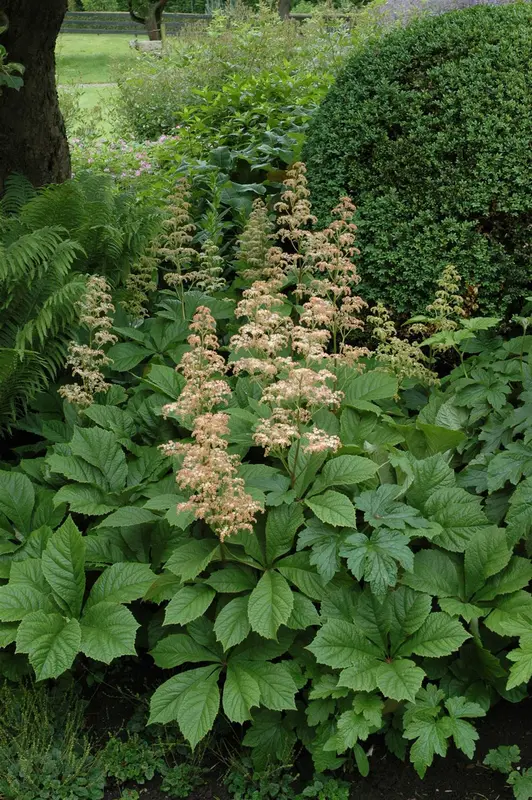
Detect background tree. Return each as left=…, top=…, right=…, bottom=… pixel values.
left=128, top=0, right=170, bottom=40
left=0, top=0, right=70, bottom=191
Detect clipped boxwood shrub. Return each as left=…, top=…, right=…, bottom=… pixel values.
left=303, top=4, right=532, bottom=316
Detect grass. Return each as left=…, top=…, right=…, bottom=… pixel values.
left=56, top=33, right=146, bottom=84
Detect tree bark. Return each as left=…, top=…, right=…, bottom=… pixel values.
left=278, top=0, right=291, bottom=19
left=129, top=0, right=169, bottom=40
left=0, top=0, right=70, bottom=192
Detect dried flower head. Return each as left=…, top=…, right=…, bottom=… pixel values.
left=124, top=243, right=158, bottom=318
left=59, top=275, right=118, bottom=408
left=158, top=179, right=197, bottom=290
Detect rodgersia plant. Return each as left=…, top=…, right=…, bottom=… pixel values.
left=1, top=161, right=531, bottom=788
left=59, top=275, right=118, bottom=408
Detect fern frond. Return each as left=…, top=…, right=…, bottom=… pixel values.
left=0, top=174, right=36, bottom=217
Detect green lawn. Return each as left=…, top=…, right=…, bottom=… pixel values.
left=56, top=33, right=146, bottom=85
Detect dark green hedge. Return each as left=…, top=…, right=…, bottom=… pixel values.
left=303, top=4, right=532, bottom=316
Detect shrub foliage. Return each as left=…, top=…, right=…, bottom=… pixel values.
left=303, top=4, right=532, bottom=316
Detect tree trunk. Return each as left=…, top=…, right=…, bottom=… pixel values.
left=278, top=0, right=291, bottom=19
left=0, top=0, right=70, bottom=192
left=129, top=0, right=169, bottom=41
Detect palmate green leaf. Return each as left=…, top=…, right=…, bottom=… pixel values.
left=276, top=551, right=326, bottom=600
left=223, top=662, right=261, bottom=723
left=507, top=636, right=532, bottom=690
left=248, top=571, right=293, bottom=640
left=407, top=454, right=455, bottom=510
left=505, top=477, right=532, bottom=546
left=401, top=549, right=462, bottom=598
left=376, top=659, right=425, bottom=702
left=354, top=692, right=384, bottom=727
left=106, top=342, right=151, bottom=371
left=41, top=517, right=85, bottom=618
left=0, top=584, right=50, bottom=621
left=265, top=504, right=305, bottom=565
left=508, top=769, right=532, bottom=800
left=355, top=485, right=424, bottom=531
left=390, top=586, right=432, bottom=640
left=474, top=557, right=532, bottom=603
left=398, top=613, right=470, bottom=658
left=53, top=484, right=117, bottom=516
left=0, top=470, right=34, bottom=534
left=404, top=716, right=448, bottom=778
left=0, top=622, right=18, bottom=648
left=236, top=661, right=298, bottom=711
left=484, top=744, right=521, bottom=774
left=484, top=592, right=532, bottom=637
left=331, top=710, right=370, bottom=752
left=83, top=404, right=136, bottom=438
left=214, top=595, right=251, bottom=650
left=16, top=611, right=81, bottom=681
left=464, top=527, right=511, bottom=597
left=70, top=426, right=127, bottom=493
left=97, top=506, right=158, bottom=528
left=286, top=592, right=319, bottom=630
left=307, top=619, right=383, bottom=669
left=85, top=562, right=156, bottom=609
left=80, top=602, right=139, bottom=663
left=338, top=662, right=379, bottom=693
left=438, top=598, right=484, bottom=622
left=487, top=443, right=532, bottom=493
left=308, top=455, right=379, bottom=497
left=144, top=571, right=182, bottom=603
left=440, top=715, right=479, bottom=760
left=151, top=633, right=221, bottom=669
left=164, top=585, right=215, bottom=626
left=425, top=487, right=490, bottom=552
left=46, top=453, right=106, bottom=488
left=297, top=519, right=346, bottom=583
left=242, top=711, right=297, bottom=772
left=305, top=491, right=356, bottom=528
left=344, top=371, right=398, bottom=407
left=165, top=539, right=220, bottom=582
left=149, top=665, right=222, bottom=748
left=205, top=565, right=257, bottom=594
left=341, top=530, right=413, bottom=601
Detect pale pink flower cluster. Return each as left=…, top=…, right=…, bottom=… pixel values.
left=253, top=364, right=343, bottom=456
left=59, top=276, right=118, bottom=408
left=162, top=306, right=231, bottom=423
left=161, top=307, right=261, bottom=541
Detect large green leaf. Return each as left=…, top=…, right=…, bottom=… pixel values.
left=484, top=592, right=532, bottom=637
left=223, top=662, right=261, bottom=723
left=276, top=552, right=326, bottom=600
left=214, top=595, right=251, bottom=650
left=401, top=549, right=462, bottom=598
left=0, top=470, right=34, bottom=534
left=248, top=571, right=293, bottom=640
left=165, top=540, right=220, bottom=582
left=398, top=613, right=470, bottom=658
left=376, top=659, right=425, bottom=702
left=286, top=592, right=320, bottom=629
left=70, top=426, right=127, bottom=493
left=86, top=562, right=156, bottom=609
left=16, top=611, right=81, bottom=681
left=205, top=565, right=257, bottom=594
left=98, top=506, right=157, bottom=528
left=265, top=504, right=305, bottom=565
left=341, top=530, right=413, bottom=601
left=464, top=527, right=511, bottom=597
left=407, top=454, right=455, bottom=510
left=505, top=477, right=532, bottom=546
left=46, top=453, right=106, bottom=488
left=148, top=664, right=222, bottom=748
left=0, top=584, right=50, bottom=622
left=425, top=488, right=490, bottom=552
left=296, top=519, right=346, bottom=583
left=53, top=484, right=116, bottom=516
left=474, top=557, right=532, bottom=603
left=41, top=517, right=85, bottom=618
left=507, top=636, right=532, bottom=690
left=307, top=619, right=382, bottom=669
left=404, top=715, right=448, bottom=778
left=151, top=633, right=221, bottom=668
left=305, top=491, right=357, bottom=528
left=80, top=602, right=139, bottom=663
left=344, top=371, right=398, bottom=408
left=308, top=455, right=379, bottom=497
left=236, top=661, right=298, bottom=711
left=164, top=585, right=215, bottom=626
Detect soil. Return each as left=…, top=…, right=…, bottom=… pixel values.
left=90, top=659, right=530, bottom=800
